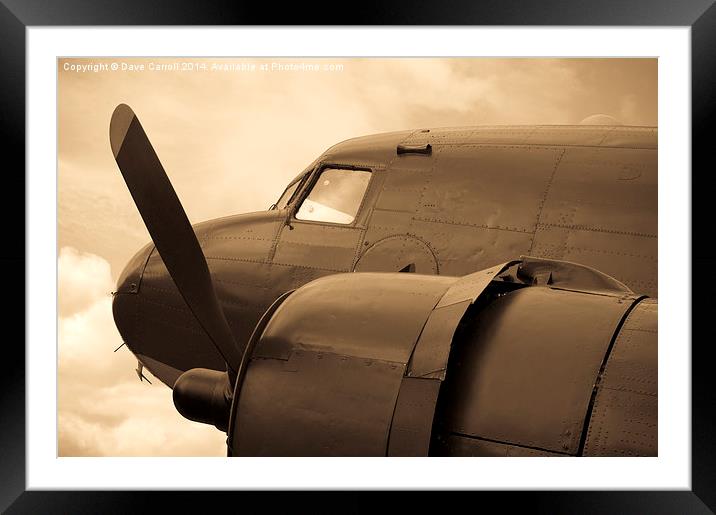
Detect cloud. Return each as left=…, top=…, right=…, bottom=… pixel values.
left=58, top=246, right=226, bottom=456
left=58, top=381, right=228, bottom=457
left=58, top=247, right=114, bottom=317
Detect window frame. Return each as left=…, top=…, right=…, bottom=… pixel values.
left=291, top=163, right=374, bottom=228
left=272, top=171, right=312, bottom=211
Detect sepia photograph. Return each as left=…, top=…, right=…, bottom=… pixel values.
left=58, top=56, right=657, bottom=458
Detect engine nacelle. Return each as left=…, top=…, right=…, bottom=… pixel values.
left=223, top=257, right=656, bottom=456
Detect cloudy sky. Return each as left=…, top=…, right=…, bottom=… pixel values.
left=57, top=57, right=657, bottom=456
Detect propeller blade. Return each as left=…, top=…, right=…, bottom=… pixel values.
left=110, top=104, right=241, bottom=375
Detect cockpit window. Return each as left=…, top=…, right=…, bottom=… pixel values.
left=295, top=168, right=371, bottom=224
left=274, top=179, right=301, bottom=210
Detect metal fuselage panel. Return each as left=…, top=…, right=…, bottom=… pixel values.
left=358, top=126, right=657, bottom=297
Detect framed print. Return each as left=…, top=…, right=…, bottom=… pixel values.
left=4, top=0, right=715, bottom=512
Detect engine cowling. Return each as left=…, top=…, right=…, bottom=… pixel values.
left=222, top=256, right=656, bottom=457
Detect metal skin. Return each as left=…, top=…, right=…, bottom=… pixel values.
left=110, top=111, right=657, bottom=457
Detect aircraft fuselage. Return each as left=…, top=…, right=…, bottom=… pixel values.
left=113, top=124, right=657, bottom=389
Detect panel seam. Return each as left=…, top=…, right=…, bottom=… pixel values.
left=527, top=148, right=565, bottom=254
left=576, top=295, right=647, bottom=455
left=448, top=431, right=572, bottom=456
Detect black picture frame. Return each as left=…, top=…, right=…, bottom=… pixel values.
left=3, top=1, right=714, bottom=512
